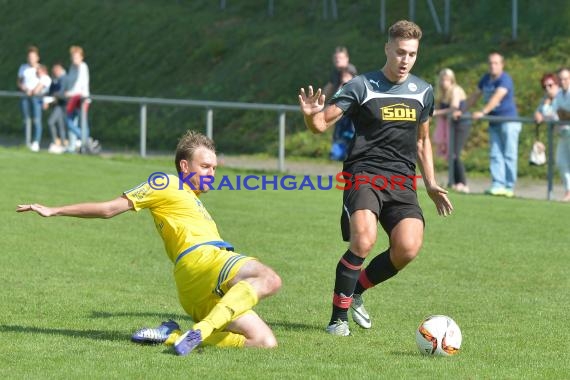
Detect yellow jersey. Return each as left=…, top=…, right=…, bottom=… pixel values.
left=124, top=174, right=225, bottom=263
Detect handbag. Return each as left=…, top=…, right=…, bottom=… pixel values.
left=529, top=124, right=546, bottom=166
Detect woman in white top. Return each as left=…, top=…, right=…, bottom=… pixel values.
left=17, top=46, right=43, bottom=152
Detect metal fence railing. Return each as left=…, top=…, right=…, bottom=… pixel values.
left=447, top=113, right=558, bottom=201
left=0, top=90, right=298, bottom=172
left=1, top=90, right=559, bottom=200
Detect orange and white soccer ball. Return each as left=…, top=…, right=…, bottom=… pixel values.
left=415, top=315, right=462, bottom=356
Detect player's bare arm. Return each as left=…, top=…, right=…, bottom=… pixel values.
left=416, top=119, right=453, bottom=217
left=472, top=87, right=508, bottom=120
left=17, top=195, right=133, bottom=218
left=298, top=85, right=343, bottom=134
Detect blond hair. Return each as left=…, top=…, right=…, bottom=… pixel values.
left=436, top=68, right=466, bottom=107
left=69, top=45, right=84, bottom=57
left=388, top=20, right=423, bottom=41
left=437, top=68, right=456, bottom=104
left=175, top=130, right=216, bottom=172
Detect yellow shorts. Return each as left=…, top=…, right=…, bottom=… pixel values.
left=174, top=245, right=256, bottom=323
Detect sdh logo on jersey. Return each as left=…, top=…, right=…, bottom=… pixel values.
left=381, top=103, right=417, bottom=121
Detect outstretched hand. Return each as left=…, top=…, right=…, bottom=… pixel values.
left=425, top=185, right=453, bottom=217
left=16, top=203, right=56, bottom=217
left=298, top=86, right=326, bottom=117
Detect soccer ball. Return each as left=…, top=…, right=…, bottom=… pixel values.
left=415, top=315, right=462, bottom=356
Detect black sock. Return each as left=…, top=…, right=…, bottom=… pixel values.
left=330, top=250, right=365, bottom=324
left=353, top=249, right=398, bottom=295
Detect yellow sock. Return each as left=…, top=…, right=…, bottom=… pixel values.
left=164, top=330, right=182, bottom=346
left=164, top=329, right=245, bottom=348
left=202, top=331, right=246, bottom=348
left=193, top=280, right=258, bottom=340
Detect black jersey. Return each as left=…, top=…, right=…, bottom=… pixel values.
left=330, top=70, right=434, bottom=178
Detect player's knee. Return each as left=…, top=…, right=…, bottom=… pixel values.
left=265, top=270, right=282, bottom=295
left=246, top=329, right=278, bottom=348
left=393, top=237, right=422, bottom=266
left=350, top=236, right=375, bottom=257
left=256, top=267, right=281, bottom=297
left=401, top=248, right=420, bottom=263
left=258, top=334, right=278, bottom=349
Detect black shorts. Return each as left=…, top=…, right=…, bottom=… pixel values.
left=340, top=173, right=424, bottom=241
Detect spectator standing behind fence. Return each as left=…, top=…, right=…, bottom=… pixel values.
left=329, top=68, right=356, bottom=161
left=550, top=69, right=570, bottom=202
left=464, top=51, right=521, bottom=198
left=64, top=45, right=90, bottom=153
left=432, top=68, right=471, bottom=193
left=322, top=46, right=358, bottom=100
left=35, top=65, right=53, bottom=97
left=534, top=73, right=559, bottom=122
left=45, top=63, right=68, bottom=154
left=17, top=46, right=43, bottom=152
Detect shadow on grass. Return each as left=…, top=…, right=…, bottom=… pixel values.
left=389, top=350, right=424, bottom=357
left=90, top=311, right=193, bottom=322
left=0, top=324, right=130, bottom=342
left=269, top=320, right=323, bottom=332
left=89, top=313, right=322, bottom=333
left=160, top=347, right=205, bottom=356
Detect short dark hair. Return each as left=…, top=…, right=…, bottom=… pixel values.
left=334, top=46, right=349, bottom=55
left=388, top=20, right=422, bottom=41
left=27, top=45, right=39, bottom=55
left=175, top=130, right=216, bottom=173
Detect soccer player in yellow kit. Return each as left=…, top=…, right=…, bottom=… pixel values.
left=17, top=131, right=281, bottom=355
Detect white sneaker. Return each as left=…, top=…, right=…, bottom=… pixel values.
left=351, top=294, right=371, bottom=329
left=48, top=143, right=64, bottom=154
left=30, top=141, right=39, bottom=152
left=326, top=319, right=351, bottom=336
left=87, top=138, right=101, bottom=154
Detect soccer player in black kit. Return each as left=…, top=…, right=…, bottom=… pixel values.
left=298, top=20, right=453, bottom=335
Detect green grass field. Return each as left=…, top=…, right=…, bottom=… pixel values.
left=1, top=147, right=568, bottom=379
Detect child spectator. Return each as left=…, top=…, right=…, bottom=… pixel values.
left=45, top=63, right=67, bottom=154
left=34, top=65, right=52, bottom=96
